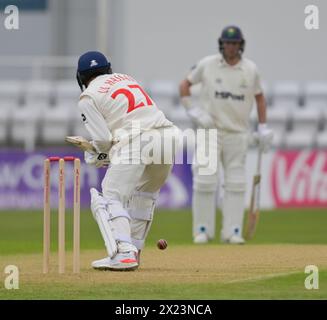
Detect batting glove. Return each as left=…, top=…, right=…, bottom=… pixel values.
left=84, top=150, right=110, bottom=168
left=254, top=123, right=274, bottom=153
left=181, top=96, right=215, bottom=129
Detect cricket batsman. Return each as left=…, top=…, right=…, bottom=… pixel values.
left=179, top=26, right=273, bottom=244
left=76, top=51, right=178, bottom=270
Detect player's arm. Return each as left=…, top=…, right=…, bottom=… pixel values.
left=255, top=93, right=267, bottom=124
left=179, top=60, right=203, bottom=103
left=179, top=78, right=192, bottom=98
left=254, top=78, right=273, bottom=152
left=78, top=96, right=112, bottom=167
left=78, top=96, right=113, bottom=148
left=179, top=63, right=215, bottom=129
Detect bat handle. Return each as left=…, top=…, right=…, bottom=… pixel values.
left=256, top=147, right=263, bottom=175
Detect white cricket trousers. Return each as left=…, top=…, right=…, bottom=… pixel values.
left=100, top=126, right=180, bottom=249
left=192, top=129, right=249, bottom=240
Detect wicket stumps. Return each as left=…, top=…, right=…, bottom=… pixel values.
left=43, top=156, right=81, bottom=274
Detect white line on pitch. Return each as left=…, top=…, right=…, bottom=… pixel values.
left=224, top=271, right=299, bottom=284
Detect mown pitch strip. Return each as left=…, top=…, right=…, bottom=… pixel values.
left=0, top=244, right=326, bottom=299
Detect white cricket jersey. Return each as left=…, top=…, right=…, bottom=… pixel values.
left=78, top=73, right=173, bottom=148
left=187, top=54, right=263, bottom=133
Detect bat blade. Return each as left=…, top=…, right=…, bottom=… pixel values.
left=244, top=174, right=261, bottom=240
left=245, top=209, right=260, bottom=240
left=65, top=136, right=96, bottom=152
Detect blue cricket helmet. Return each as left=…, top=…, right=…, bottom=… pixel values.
left=218, top=25, right=245, bottom=53
left=76, top=51, right=112, bottom=91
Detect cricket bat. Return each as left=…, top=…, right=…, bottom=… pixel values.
left=244, top=148, right=263, bottom=240
left=65, top=136, right=96, bottom=153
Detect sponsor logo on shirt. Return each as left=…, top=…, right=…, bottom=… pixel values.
left=215, top=91, right=245, bottom=101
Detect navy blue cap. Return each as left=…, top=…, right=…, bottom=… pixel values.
left=77, top=51, right=111, bottom=73
left=220, top=26, right=244, bottom=42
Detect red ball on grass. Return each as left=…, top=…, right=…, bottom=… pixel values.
left=157, top=239, right=168, bottom=250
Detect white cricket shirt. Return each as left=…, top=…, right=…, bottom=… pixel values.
left=78, top=74, right=173, bottom=148
left=187, top=54, right=263, bottom=132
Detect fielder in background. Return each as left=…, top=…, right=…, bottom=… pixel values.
left=179, top=26, right=273, bottom=244
left=76, top=51, right=178, bottom=271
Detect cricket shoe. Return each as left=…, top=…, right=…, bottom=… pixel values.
left=107, top=251, right=139, bottom=271
left=228, top=235, right=245, bottom=244
left=91, top=256, right=111, bottom=270
left=92, top=251, right=139, bottom=271
left=221, top=235, right=245, bottom=245
left=193, top=232, right=209, bottom=244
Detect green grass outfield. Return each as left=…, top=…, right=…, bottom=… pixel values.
left=0, top=208, right=326, bottom=299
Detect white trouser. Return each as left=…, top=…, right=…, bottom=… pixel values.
left=192, top=129, right=249, bottom=239
left=101, top=126, right=178, bottom=250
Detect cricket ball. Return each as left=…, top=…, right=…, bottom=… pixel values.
left=157, top=239, right=168, bottom=250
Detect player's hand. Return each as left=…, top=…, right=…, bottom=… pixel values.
left=254, top=124, right=274, bottom=153
left=187, top=107, right=215, bottom=129
left=84, top=150, right=110, bottom=168
left=181, top=96, right=215, bottom=129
